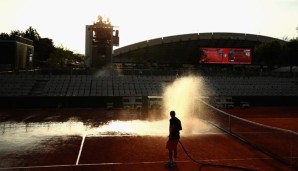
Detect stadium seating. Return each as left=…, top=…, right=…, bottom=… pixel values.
left=0, top=74, right=297, bottom=98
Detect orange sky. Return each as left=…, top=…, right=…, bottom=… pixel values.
left=1, top=0, right=297, bottom=54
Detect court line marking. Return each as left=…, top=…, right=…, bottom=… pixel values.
left=84, top=132, right=226, bottom=138
left=76, top=133, right=86, bottom=165
left=0, top=157, right=285, bottom=170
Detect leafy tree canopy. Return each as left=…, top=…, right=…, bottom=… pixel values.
left=254, top=37, right=298, bottom=71
left=0, top=27, right=84, bottom=69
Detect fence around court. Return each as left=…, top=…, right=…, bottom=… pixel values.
left=197, top=100, right=298, bottom=170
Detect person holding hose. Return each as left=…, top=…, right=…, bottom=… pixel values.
left=165, top=110, right=182, bottom=167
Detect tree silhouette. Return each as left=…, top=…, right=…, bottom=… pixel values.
left=0, top=33, right=10, bottom=40
left=34, top=38, right=55, bottom=66
left=0, top=26, right=84, bottom=69
left=254, top=41, right=283, bottom=69
left=285, top=38, right=298, bottom=72
left=23, top=26, right=40, bottom=42
left=9, top=30, right=23, bottom=38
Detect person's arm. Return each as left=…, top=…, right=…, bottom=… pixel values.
left=169, top=124, right=175, bottom=137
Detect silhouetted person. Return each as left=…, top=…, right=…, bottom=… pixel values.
left=165, top=111, right=182, bottom=167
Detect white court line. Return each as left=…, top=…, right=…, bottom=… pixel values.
left=76, top=133, right=86, bottom=165
left=0, top=157, right=282, bottom=170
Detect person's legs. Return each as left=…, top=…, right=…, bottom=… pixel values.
left=173, top=148, right=177, bottom=162
left=166, top=140, right=179, bottom=164
left=168, top=149, right=173, bottom=161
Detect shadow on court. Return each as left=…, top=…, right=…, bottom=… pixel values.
left=0, top=134, right=295, bottom=171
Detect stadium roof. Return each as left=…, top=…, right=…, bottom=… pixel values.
left=114, top=32, right=284, bottom=56
left=113, top=32, right=285, bottom=60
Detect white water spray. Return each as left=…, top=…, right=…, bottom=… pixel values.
left=162, top=75, right=203, bottom=135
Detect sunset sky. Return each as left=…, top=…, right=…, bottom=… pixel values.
left=1, top=0, right=297, bottom=54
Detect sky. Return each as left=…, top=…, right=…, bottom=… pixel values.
left=0, top=0, right=298, bottom=54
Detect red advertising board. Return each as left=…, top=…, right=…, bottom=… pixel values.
left=199, top=48, right=251, bottom=64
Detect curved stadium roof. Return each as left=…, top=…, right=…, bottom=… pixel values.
left=113, top=32, right=285, bottom=64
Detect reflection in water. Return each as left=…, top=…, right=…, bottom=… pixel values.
left=95, top=120, right=168, bottom=136
left=0, top=121, right=89, bottom=152
left=0, top=115, right=212, bottom=153
left=0, top=109, right=217, bottom=168
left=0, top=118, right=211, bottom=137
left=95, top=118, right=212, bottom=136
left=0, top=106, right=216, bottom=167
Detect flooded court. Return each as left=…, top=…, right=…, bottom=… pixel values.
left=0, top=108, right=215, bottom=137
left=0, top=108, right=221, bottom=168
left=0, top=108, right=296, bottom=171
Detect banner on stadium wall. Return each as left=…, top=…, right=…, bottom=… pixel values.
left=199, top=48, right=251, bottom=64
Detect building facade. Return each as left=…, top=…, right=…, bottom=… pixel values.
left=0, top=36, right=34, bottom=71
left=85, top=16, right=119, bottom=69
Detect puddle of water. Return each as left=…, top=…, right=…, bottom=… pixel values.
left=0, top=121, right=87, bottom=152
left=0, top=117, right=212, bottom=138
left=0, top=109, right=215, bottom=157
left=94, top=118, right=213, bottom=136
left=0, top=112, right=217, bottom=168
left=94, top=120, right=168, bottom=136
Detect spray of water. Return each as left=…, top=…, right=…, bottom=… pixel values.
left=94, top=65, right=113, bottom=77
left=94, top=75, right=210, bottom=136
left=162, top=75, right=203, bottom=135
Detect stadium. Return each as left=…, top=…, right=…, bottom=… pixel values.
left=0, top=32, right=296, bottom=108
left=113, top=32, right=283, bottom=65
left=0, top=27, right=298, bottom=170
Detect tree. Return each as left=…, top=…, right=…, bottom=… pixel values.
left=47, top=46, right=84, bottom=69
left=254, top=41, right=283, bottom=69
left=9, top=30, right=23, bottom=38
left=34, top=38, right=55, bottom=66
left=0, top=33, right=10, bottom=40
left=48, top=46, right=70, bottom=69
left=1, top=27, right=83, bottom=69
left=285, top=38, right=298, bottom=72
left=23, top=26, right=40, bottom=42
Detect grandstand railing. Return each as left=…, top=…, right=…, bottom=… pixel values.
left=198, top=100, right=298, bottom=169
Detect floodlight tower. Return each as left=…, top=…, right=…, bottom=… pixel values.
left=85, top=16, right=119, bottom=68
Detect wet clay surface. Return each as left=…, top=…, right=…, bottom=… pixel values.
left=0, top=107, right=297, bottom=171
left=223, top=107, right=298, bottom=132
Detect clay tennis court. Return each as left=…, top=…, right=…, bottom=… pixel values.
left=0, top=107, right=297, bottom=171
